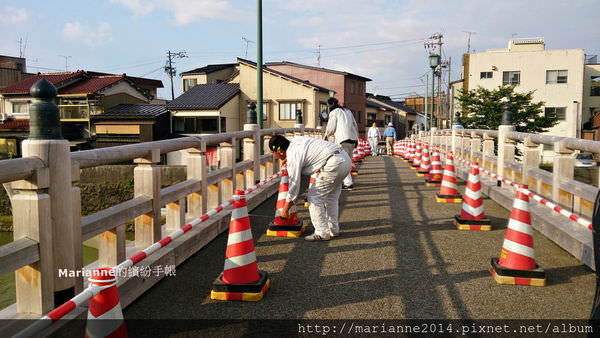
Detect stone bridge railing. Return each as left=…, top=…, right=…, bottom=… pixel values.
left=0, top=79, right=323, bottom=335
left=415, top=125, right=600, bottom=270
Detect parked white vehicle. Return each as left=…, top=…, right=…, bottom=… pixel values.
left=574, top=153, right=596, bottom=168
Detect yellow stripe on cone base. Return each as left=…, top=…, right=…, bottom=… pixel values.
left=490, top=258, right=546, bottom=287
left=436, top=196, right=462, bottom=203
left=266, top=225, right=306, bottom=238
left=453, top=219, right=491, bottom=231
left=211, top=271, right=270, bottom=301
left=211, top=278, right=271, bottom=301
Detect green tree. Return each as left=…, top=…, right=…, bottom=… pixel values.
left=456, top=85, right=557, bottom=133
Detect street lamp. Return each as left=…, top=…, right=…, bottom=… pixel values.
left=429, top=53, right=440, bottom=131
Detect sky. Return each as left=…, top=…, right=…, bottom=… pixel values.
left=1, top=0, right=598, bottom=101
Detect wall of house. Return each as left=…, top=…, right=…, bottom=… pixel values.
left=180, top=66, right=238, bottom=92
left=102, top=82, right=149, bottom=103
left=236, top=62, right=324, bottom=129
left=99, top=93, right=147, bottom=112
left=220, top=94, right=240, bottom=132
left=467, top=48, right=585, bottom=139
left=583, top=64, right=600, bottom=124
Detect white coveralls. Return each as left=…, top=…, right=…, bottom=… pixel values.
left=367, top=126, right=381, bottom=155
left=285, top=136, right=352, bottom=237
left=324, top=107, right=358, bottom=187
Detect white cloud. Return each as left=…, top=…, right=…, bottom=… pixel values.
left=0, top=6, right=27, bottom=24
left=62, top=22, right=113, bottom=47
left=109, top=0, right=154, bottom=16
left=111, top=0, right=237, bottom=25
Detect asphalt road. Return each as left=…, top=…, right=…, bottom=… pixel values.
left=122, top=155, right=597, bottom=336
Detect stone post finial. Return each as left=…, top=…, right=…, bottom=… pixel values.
left=28, top=78, right=62, bottom=140
left=247, top=102, right=257, bottom=124
left=501, top=103, right=513, bottom=125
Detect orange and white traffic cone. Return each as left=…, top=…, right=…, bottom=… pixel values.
left=406, top=140, right=414, bottom=162
left=266, top=169, right=305, bottom=237
left=417, top=143, right=431, bottom=177
left=490, top=184, right=546, bottom=286
left=85, top=268, right=127, bottom=338
left=425, top=147, right=443, bottom=187
left=211, top=190, right=270, bottom=301
left=454, top=162, right=491, bottom=230
left=411, top=141, right=422, bottom=169
left=436, top=151, right=462, bottom=203
left=364, top=140, right=371, bottom=156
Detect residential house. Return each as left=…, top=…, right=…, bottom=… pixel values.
left=0, top=55, right=31, bottom=90
left=462, top=38, right=587, bottom=142
left=366, top=94, right=411, bottom=139
left=231, top=58, right=331, bottom=129
left=265, top=61, right=371, bottom=138
left=165, top=83, right=240, bottom=165
left=0, top=70, right=163, bottom=152
left=90, top=104, right=171, bottom=149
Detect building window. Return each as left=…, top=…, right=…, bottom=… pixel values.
left=183, top=78, right=197, bottom=92
left=591, top=76, right=600, bottom=96
left=546, top=70, right=568, bottom=84
left=262, top=103, right=268, bottom=121
left=220, top=117, right=226, bottom=132
left=502, top=71, right=520, bottom=85
left=320, top=102, right=327, bottom=114
left=385, top=115, right=391, bottom=124
left=173, top=117, right=218, bottom=133
left=279, top=102, right=300, bottom=120
left=367, top=113, right=376, bottom=125
left=358, top=110, right=362, bottom=124
left=544, top=107, right=566, bottom=121
left=480, top=72, right=493, bottom=79
left=358, top=83, right=363, bottom=94
left=12, top=101, right=30, bottom=114
left=350, top=82, right=355, bottom=94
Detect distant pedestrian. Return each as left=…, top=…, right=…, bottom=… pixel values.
left=324, top=97, right=358, bottom=191
left=383, top=122, right=396, bottom=156
left=269, top=135, right=351, bottom=241
left=367, top=122, right=381, bottom=156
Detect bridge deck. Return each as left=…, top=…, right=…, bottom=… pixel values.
left=123, top=155, right=595, bottom=331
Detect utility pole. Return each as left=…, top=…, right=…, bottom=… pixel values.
left=425, top=32, right=443, bottom=129
left=447, top=56, right=452, bottom=128
left=242, top=37, right=254, bottom=58
left=164, top=50, right=187, bottom=101
left=317, top=44, right=322, bottom=66
left=463, top=31, right=476, bottom=53
left=59, top=55, right=72, bottom=71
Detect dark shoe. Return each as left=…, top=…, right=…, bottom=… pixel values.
left=342, top=184, right=354, bottom=191
left=304, top=233, right=331, bottom=241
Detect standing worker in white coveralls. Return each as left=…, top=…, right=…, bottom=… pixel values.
left=324, top=97, right=358, bottom=191
left=367, top=122, right=381, bottom=156
left=269, top=135, right=351, bottom=241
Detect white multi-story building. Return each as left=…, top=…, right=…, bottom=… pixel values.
left=464, top=38, right=586, bottom=142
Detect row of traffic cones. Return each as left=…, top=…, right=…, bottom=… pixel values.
left=399, top=138, right=545, bottom=287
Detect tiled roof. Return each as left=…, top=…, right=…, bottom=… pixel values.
left=0, top=70, right=163, bottom=95
left=265, top=61, right=372, bottom=82
left=367, top=93, right=421, bottom=115
left=60, top=75, right=125, bottom=95
left=180, top=63, right=238, bottom=75
left=92, top=104, right=168, bottom=120
left=166, top=83, right=240, bottom=109
left=0, top=119, right=29, bottom=130
left=366, top=99, right=393, bottom=110
left=86, top=71, right=164, bottom=88
left=0, top=71, right=85, bottom=94
left=237, top=58, right=332, bottom=93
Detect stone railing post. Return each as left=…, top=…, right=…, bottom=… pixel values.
left=470, top=132, right=481, bottom=164
left=451, top=128, right=459, bottom=157
left=262, top=134, right=277, bottom=176
left=187, top=144, right=207, bottom=220
left=498, top=104, right=516, bottom=186
left=482, top=133, right=495, bottom=172
left=134, top=149, right=161, bottom=249
left=12, top=78, right=77, bottom=313
left=244, top=124, right=260, bottom=185
left=552, top=141, right=574, bottom=207
left=522, top=137, right=540, bottom=187
left=219, top=139, right=236, bottom=202
left=430, top=127, right=437, bottom=148
left=462, top=133, right=470, bottom=161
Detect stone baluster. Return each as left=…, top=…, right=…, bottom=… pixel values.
left=552, top=140, right=574, bottom=207
left=522, top=137, right=540, bottom=188
left=470, top=132, right=482, bottom=164
left=498, top=104, right=516, bottom=187
left=134, top=149, right=161, bottom=249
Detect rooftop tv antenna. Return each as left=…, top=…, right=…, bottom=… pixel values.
left=242, top=37, right=255, bottom=58
left=463, top=31, right=476, bottom=53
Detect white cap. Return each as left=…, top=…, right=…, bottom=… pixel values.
left=388, top=122, right=393, bottom=126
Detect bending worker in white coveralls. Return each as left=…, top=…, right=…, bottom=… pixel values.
left=269, top=134, right=352, bottom=241
left=324, top=97, right=358, bottom=191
